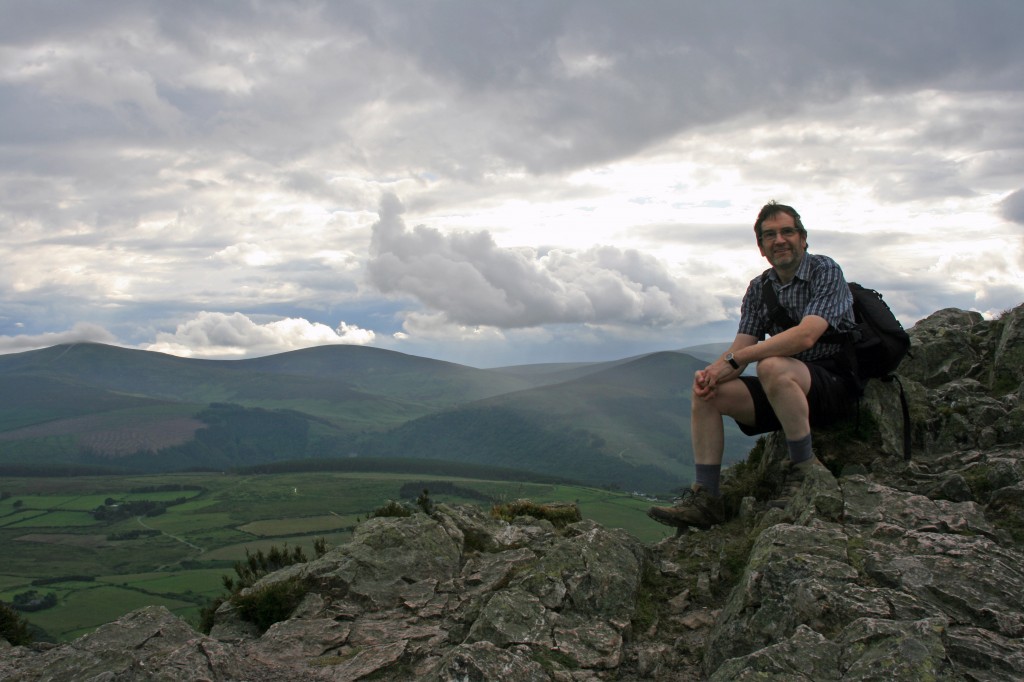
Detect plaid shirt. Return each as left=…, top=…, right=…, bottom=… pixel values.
left=738, top=253, right=856, bottom=362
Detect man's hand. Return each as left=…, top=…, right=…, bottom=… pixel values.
left=693, top=368, right=715, bottom=400
left=692, top=350, right=749, bottom=399
left=693, top=358, right=731, bottom=400
left=695, top=336, right=756, bottom=400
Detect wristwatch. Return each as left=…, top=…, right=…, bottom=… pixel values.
left=725, top=352, right=740, bottom=370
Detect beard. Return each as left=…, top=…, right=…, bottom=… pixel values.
left=769, top=244, right=801, bottom=268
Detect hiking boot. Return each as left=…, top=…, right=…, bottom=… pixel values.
left=647, top=484, right=725, bottom=530
left=769, top=456, right=827, bottom=509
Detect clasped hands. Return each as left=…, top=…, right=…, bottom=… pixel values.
left=693, top=358, right=733, bottom=401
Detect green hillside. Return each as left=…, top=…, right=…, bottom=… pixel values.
left=677, top=342, right=731, bottom=363
left=0, top=343, right=753, bottom=493
left=0, top=375, right=174, bottom=432
left=487, top=356, right=639, bottom=386
left=357, top=352, right=756, bottom=493
left=0, top=343, right=523, bottom=415
left=235, top=345, right=536, bottom=403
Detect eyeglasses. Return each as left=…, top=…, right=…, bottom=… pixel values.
left=759, top=227, right=800, bottom=243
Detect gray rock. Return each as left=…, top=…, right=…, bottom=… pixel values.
left=430, top=641, right=550, bottom=682
left=465, top=588, right=551, bottom=647
left=4, top=302, right=1024, bottom=681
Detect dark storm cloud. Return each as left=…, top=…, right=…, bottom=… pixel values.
left=7, top=1, right=1023, bottom=177
left=336, top=1, right=1024, bottom=173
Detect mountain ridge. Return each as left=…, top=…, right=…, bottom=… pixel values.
left=0, top=342, right=750, bottom=492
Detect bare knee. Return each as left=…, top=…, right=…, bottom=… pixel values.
left=756, top=356, right=789, bottom=389
left=756, top=356, right=810, bottom=396
left=755, top=356, right=786, bottom=378
left=692, top=380, right=756, bottom=424
left=691, top=389, right=719, bottom=416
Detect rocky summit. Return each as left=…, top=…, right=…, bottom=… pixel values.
left=2, top=303, right=1024, bottom=681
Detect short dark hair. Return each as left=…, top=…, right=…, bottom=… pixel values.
left=753, top=200, right=807, bottom=240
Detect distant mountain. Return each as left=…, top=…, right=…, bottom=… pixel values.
left=0, top=343, right=755, bottom=493
left=358, top=351, right=753, bottom=492
left=0, top=343, right=532, bottom=412
left=677, top=342, right=731, bottom=364
left=487, top=356, right=644, bottom=386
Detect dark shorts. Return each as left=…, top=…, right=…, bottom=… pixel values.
left=735, top=357, right=860, bottom=437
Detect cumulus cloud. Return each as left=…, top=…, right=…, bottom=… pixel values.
left=1001, top=189, right=1024, bottom=225
left=213, top=242, right=281, bottom=267
left=0, top=323, right=117, bottom=353
left=398, top=311, right=509, bottom=343
left=143, top=312, right=375, bottom=358
left=368, top=194, right=724, bottom=330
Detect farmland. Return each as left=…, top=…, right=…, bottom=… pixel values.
left=0, top=470, right=672, bottom=642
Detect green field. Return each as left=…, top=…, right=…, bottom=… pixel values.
left=0, top=471, right=672, bottom=642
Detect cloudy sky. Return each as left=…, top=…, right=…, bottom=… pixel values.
left=2, top=1, right=1022, bottom=367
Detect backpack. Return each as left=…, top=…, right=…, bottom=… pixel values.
left=761, top=278, right=913, bottom=459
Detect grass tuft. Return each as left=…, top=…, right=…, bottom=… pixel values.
left=231, top=578, right=309, bottom=633
left=490, top=499, right=582, bottom=528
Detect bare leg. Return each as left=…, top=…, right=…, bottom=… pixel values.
left=691, top=379, right=757, bottom=466
left=651, top=360, right=815, bottom=528
left=755, top=356, right=813, bottom=441
left=645, top=379, right=756, bottom=526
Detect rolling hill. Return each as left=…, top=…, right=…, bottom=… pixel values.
left=355, top=352, right=753, bottom=492
left=0, top=343, right=756, bottom=493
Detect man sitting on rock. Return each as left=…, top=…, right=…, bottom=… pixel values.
left=648, top=201, right=862, bottom=530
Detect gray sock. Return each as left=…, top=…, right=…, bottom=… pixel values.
left=787, top=433, right=814, bottom=465
left=694, top=464, right=722, bottom=497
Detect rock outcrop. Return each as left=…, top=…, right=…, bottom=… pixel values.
left=2, top=303, right=1023, bottom=681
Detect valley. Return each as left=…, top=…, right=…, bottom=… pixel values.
left=0, top=467, right=673, bottom=642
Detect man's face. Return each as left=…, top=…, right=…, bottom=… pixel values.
left=757, top=213, right=807, bottom=271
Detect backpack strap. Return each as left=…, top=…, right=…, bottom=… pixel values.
left=760, top=275, right=798, bottom=331
left=886, top=374, right=912, bottom=460
left=759, top=275, right=848, bottom=344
